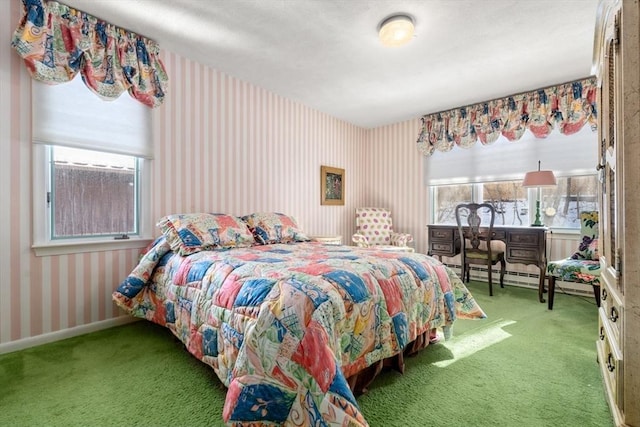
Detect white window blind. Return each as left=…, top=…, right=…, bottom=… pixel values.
left=425, top=125, right=597, bottom=185
left=32, top=75, right=152, bottom=159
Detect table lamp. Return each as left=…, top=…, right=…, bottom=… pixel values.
left=522, top=160, right=556, bottom=226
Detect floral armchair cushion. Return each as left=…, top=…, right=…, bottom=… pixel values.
left=547, top=211, right=600, bottom=284
left=547, top=259, right=600, bottom=285
left=352, top=207, right=413, bottom=250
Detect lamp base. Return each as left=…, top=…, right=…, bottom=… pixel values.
left=531, top=200, right=544, bottom=227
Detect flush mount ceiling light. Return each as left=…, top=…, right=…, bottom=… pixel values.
left=378, top=14, right=415, bottom=47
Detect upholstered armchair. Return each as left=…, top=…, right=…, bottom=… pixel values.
left=546, top=211, right=600, bottom=310
left=352, top=207, right=414, bottom=252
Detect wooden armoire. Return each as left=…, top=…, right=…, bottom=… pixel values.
left=593, top=0, right=640, bottom=426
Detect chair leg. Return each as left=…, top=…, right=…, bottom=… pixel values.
left=593, top=284, right=601, bottom=307
left=487, top=264, right=493, bottom=296
left=548, top=276, right=556, bottom=310
left=499, top=259, right=506, bottom=288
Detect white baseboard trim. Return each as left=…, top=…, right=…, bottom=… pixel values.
left=0, top=316, right=139, bottom=355
left=447, top=263, right=596, bottom=297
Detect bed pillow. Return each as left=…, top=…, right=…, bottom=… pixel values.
left=157, top=213, right=256, bottom=255
left=242, top=212, right=310, bottom=245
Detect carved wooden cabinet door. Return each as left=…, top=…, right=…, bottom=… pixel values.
left=597, top=5, right=621, bottom=302
left=595, top=1, right=624, bottom=419
left=594, top=1, right=640, bottom=425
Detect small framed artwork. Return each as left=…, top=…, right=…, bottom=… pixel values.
left=321, top=165, right=345, bottom=205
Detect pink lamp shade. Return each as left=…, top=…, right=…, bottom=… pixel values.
left=522, top=170, right=557, bottom=187
left=522, top=160, right=556, bottom=188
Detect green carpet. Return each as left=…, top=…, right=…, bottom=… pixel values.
left=0, top=282, right=613, bottom=427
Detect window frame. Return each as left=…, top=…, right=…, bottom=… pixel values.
left=31, top=75, right=154, bottom=256
left=32, top=144, right=152, bottom=256
left=429, top=174, right=598, bottom=232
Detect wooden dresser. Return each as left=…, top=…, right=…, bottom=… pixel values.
left=593, top=1, right=640, bottom=425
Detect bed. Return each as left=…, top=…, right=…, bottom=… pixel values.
left=112, top=212, right=485, bottom=426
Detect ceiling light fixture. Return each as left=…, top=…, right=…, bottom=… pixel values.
left=378, top=14, right=415, bottom=47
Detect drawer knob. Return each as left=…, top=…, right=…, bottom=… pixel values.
left=602, top=288, right=608, bottom=301
left=610, top=306, right=619, bottom=323
left=607, top=353, right=615, bottom=372
left=599, top=326, right=605, bottom=341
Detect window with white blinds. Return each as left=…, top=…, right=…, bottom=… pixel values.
left=425, top=125, right=597, bottom=185
left=31, top=75, right=152, bottom=253
left=32, top=75, right=152, bottom=158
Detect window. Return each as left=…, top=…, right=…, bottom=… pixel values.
left=432, top=183, right=473, bottom=224
left=49, top=146, right=139, bottom=239
left=32, top=75, right=152, bottom=253
left=426, top=125, right=598, bottom=230
left=539, top=175, right=599, bottom=228
left=431, top=176, right=598, bottom=228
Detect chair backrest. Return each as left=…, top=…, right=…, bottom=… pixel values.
left=455, top=203, right=495, bottom=253
left=355, top=207, right=394, bottom=246
left=573, top=211, right=599, bottom=260
left=580, top=211, right=599, bottom=238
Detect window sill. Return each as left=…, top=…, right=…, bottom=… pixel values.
left=33, top=237, right=153, bottom=257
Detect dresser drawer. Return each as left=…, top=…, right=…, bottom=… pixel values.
left=431, top=242, right=455, bottom=254
left=600, top=283, right=623, bottom=345
left=427, top=226, right=460, bottom=257
left=505, top=247, right=540, bottom=264
left=597, top=310, right=624, bottom=408
left=506, top=230, right=540, bottom=246
left=429, top=227, right=455, bottom=240
left=491, top=229, right=507, bottom=240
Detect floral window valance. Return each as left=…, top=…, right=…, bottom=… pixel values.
left=416, top=77, right=597, bottom=156
left=11, top=0, right=168, bottom=108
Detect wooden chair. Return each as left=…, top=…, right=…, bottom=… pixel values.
left=546, top=211, right=600, bottom=310
left=455, top=203, right=506, bottom=296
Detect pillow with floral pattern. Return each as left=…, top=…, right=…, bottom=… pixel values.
left=242, top=212, right=310, bottom=245
left=157, top=213, right=255, bottom=255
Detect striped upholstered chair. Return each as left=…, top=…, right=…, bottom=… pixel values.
left=351, top=207, right=414, bottom=252
left=546, top=211, right=600, bottom=310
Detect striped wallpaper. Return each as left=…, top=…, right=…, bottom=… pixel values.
left=1, top=2, right=367, bottom=352
left=152, top=51, right=366, bottom=234
left=0, top=2, right=581, bottom=352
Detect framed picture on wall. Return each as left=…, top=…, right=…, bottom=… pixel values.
left=321, top=165, right=345, bottom=205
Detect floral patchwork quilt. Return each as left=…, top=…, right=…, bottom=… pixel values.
left=113, top=239, right=485, bottom=426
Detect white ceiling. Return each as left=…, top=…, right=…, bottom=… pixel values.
left=62, top=0, right=599, bottom=129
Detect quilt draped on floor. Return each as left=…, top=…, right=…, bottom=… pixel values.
left=113, top=239, right=485, bottom=426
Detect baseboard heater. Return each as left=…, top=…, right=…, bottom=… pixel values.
left=444, top=263, right=594, bottom=297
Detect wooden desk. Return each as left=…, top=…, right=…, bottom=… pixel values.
left=427, top=225, right=548, bottom=303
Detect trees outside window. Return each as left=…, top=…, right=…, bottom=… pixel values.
left=431, top=175, right=598, bottom=229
